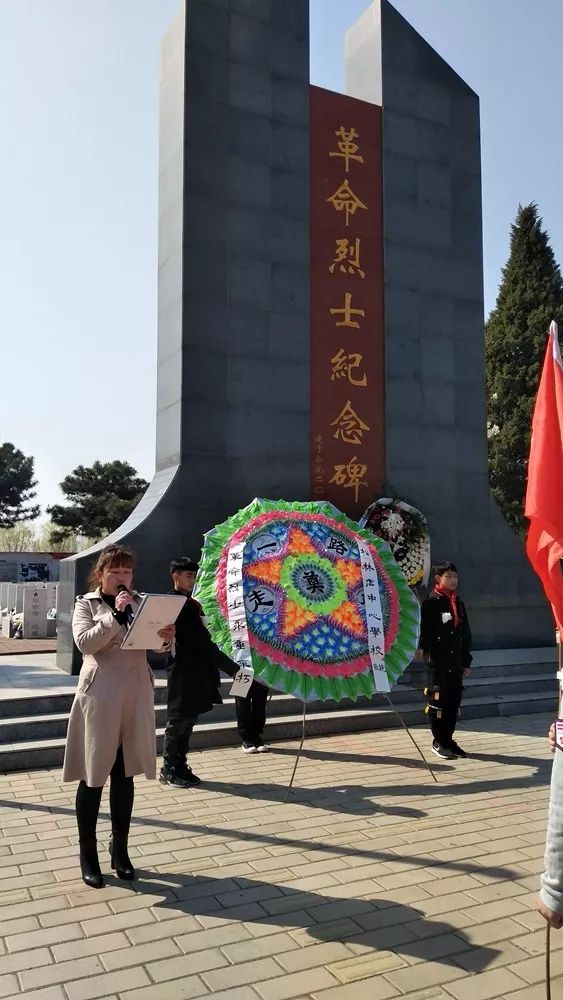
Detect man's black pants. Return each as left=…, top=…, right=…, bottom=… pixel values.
left=235, top=680, right=268, bottom=745
left=162, top=713, right=198, bottom=771
left=427, top=667, right=463, bottom=746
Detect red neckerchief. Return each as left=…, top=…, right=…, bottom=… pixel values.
left=434, top=585, right=459, bottom=627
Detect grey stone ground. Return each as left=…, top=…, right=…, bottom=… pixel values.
left=0, top=710, right=559, bottom=999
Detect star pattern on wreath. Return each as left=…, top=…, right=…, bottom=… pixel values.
left=241, top=524, right=379, bottom=666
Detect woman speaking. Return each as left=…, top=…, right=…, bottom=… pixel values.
left=62, top=545, right=174, bottom=888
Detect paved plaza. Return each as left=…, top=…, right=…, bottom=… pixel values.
left=0, top=712, right=559, bottom=1000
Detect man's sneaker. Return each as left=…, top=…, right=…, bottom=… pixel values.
left=255, top=741, right=268, bottom=753
left=242, top=742, right=258, bottom=754
left=431, top=742, right=455, bottom=760
left=180, top=764, right=202, bottom=784
left=159, top=766, right=201, bottom=787
left=449, top=741, right=468, bottom=758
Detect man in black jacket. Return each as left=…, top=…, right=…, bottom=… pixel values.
left=159, top=557, right=237, bottom=788
left=419, top=561, right=472, bottom=760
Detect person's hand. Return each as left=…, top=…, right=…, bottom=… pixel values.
left=463, top=668, right=471, bottom=678
left=115, top=591, right=133, bottom=613
left=158, top=624, right=175, bottom=644
left=549, top=721, right=557, bottom=754
left=414, top=648, right=425, bottom=662
left=536, top=897, right=563, bottom=928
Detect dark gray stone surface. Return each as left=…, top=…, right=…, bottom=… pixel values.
left=58, top=0, right=310, bottom=672
left=346, top=0, right=551, bottom=648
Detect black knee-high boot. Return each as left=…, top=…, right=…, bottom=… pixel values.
left=75, top=781, right=104, bottom=889
left=109, top=747, right=135, bottom=880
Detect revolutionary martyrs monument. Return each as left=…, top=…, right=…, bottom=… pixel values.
left=57, top=0, right=551, bottom=673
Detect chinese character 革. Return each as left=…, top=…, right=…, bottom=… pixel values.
left=331, top=401, right=370, bottom=445
left=329, top=126, right=364, bottom=172
left=330, top=456, right=368, bottom=503
left=327, top=180, right=367, bottom=227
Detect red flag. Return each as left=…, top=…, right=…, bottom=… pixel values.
left=525, top=321, right=563, bottom=638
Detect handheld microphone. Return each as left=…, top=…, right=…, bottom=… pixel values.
left=116, top=584, right=134, bottom=628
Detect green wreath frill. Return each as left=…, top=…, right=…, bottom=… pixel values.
left=195, top=498, right=420, bottom=703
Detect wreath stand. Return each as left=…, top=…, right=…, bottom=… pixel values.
left=284, top=695, right=438, bottom=802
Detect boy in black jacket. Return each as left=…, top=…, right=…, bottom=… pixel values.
left=159, top=557, right=237, bottom=788
left=419, top=561, right=472, bottom=760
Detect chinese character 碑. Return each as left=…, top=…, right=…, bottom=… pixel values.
left=329, top=237, right=365, bottom=279
left=330, top=456, right=368, bottom=503
left=327, top=180, right=367, bottom=227
left=330, top=348, right=367, bottom=387
left=331, top=401, right=370, bottom=445
left=329, top=126, right=364, bottom=172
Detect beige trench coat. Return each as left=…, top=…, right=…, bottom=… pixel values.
left=62, top=590, right=157, bottom=787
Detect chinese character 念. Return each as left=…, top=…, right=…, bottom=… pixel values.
left=330, top=292, right=365, bottom=329
left=329, top=126, right=364, bottom=172
left=327, top=180, right=367, bottom=227
left=330, top=456, right=368, bottom=503
left=330, top=348, right=367, bottom=387
left=331, top=401, right=370, bottom=445
left=329, top=237, right=365, bottom=279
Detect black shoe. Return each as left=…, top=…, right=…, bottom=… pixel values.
left=109, top=835, right=135, bottom=881
left=431, top=742, right=455, bottom=760
left=159, top=765, right=200, bottom=787
left=179, top=764, right=202, bottom=785
left=79, top=840, right=104, bottom=889
left=449, top=741, right=468, bottom=758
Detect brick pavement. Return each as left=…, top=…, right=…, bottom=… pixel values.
left=0, top=712, right=559, bottom=999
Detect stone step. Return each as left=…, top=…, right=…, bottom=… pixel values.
left=0, top=670, right=556, bottom=745
left=0, top=687, right=555, bottom=773
left=0, top=652, right=556, bottom=720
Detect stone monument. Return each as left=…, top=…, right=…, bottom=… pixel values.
left=57, top=0, right=550, bottom=674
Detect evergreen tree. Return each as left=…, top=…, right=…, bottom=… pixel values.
left=47, top=460, right=148, bottom=543
left=0, top=442, right=40, bottom=528
left=485, top=203, right=563, bottom=536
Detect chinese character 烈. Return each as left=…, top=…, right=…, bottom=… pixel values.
left=329, top=237, right=365, bottom=279
left=329, top=126, right=364, bottom=172
left=327, top=180, right=367, bottom=227
left=330, top=292, right=365, bottom=330
left=330, top=456, right=368, bottom=503
left=330, top=348, right=367, bottom=387
left=331, top=401, right=370, bottom=445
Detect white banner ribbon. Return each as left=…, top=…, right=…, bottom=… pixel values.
left=358, top=540, right=390, bottom=693
left=226, top=542, right=254, bottom=697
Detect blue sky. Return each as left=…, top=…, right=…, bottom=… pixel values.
left=1, top=0, right=562, bottom=512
